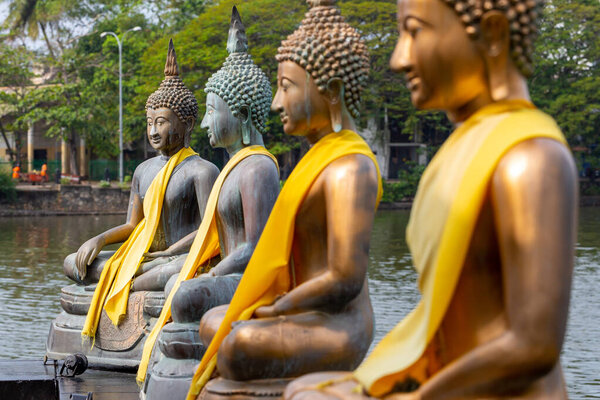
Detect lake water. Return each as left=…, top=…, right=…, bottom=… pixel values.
left=0, top=209, right=598, bottom=398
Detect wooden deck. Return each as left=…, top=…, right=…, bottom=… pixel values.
left=0, top=359, right=139, bottom=400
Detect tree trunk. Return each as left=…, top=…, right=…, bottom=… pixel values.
left=38, top=22, right=57, bottom=61
left=14, top=131, right=22, bottom=167
left=69, top=129, right=79, bottom=176
left=0, top=121, right=15, bottom=163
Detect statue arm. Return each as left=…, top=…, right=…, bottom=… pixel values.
left=75, top=173, right=145, bottom=276
left=256, top=155, right=378, bottom=317
left=404, top=139, right=577, bottom=400
left=211, top=157, right=280, bottom=276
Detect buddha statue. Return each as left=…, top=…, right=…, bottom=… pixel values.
left=46, top=40, right=219, bottom=369
left=285, top=0, right=578, bottom=398
left=138, top=7, right=280, bottom=400
left=187, top=1, right=382, bottom=398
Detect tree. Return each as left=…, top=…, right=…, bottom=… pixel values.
left=0, top=43, right=38, bottom=166
left=529, top=0, right=600, bottom=176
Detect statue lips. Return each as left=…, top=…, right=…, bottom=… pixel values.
left=405, top=72, right=420, bottom=92
left=279, top=113, right=289, bottom=125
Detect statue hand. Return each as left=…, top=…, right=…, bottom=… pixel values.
left=75, top=235, right=105, bottom=280
left=254, top=294, right=286, bottom=318
left=254, top=303, right=280, bottom=318
left=143, top=249, right=173, bottom=260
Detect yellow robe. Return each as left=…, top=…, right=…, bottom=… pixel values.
left=354, top=100, right=568, bottom=397
left=82, top=147, right=197, bottom=340
left=136, top=145, right=278, bottom=383
left=186, top=130, right=383, bottom=399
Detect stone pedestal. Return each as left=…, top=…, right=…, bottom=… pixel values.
left=46, top=284, right=165, bottom=371
left=141, top=274, right=242, bottom=400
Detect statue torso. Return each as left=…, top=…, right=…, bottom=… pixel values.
left=132, top=155, right=212, bottom=251
left=215, top=154, right=278, bottom=257
left=291, top=156, right=372, bottom=313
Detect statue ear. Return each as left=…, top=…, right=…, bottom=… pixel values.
left=239, top=106, right=252, bottom=145
left=184, top=116, right=195, bottom=148
left=325, top=78, right=344, bottom=133
left=479, top=11, right=510, bottom=101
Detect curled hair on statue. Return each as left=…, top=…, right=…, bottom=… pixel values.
left=204, top=6, right=272, bottom=135
left=276, top=0, right=370, bottom=119
left=146, top=39, right=199, bottom=135
left=442, top=0, right=543, bottom=76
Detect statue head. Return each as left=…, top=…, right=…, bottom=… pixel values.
left=390, top=0, right=541, bottom=117
left=272, top=0, right=370, bottom=137
left=201, top=6, right=272, bottom=150
left=146, top=39, right=199, bottom=155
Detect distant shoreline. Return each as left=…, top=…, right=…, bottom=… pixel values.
left=1, top=191, right=599, bottom=217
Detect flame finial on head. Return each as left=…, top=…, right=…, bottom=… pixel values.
left=164, top=38, right=179, bottom=77
left=204, top=6, right=272, bottom=135
left=146, top=39, right=199, bottom=128
left=227, top=6, right=248, bottom=54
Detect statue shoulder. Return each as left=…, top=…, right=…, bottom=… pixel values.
left=234, top=154, right=280, bottom=194
left=239, top=153, right=279, bottom=176
left=493, top=138, right=577, bottom=195
left=183, top=155, right=220, bottom=182
left=322, top=153, right=378, bottom=187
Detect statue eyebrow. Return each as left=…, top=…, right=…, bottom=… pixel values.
left=403, top=15, right=432, bottom=30
left=280, top=76, right=294, bottom=85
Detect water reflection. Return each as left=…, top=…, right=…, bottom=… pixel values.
left=0, top=209, right=598, bottom=398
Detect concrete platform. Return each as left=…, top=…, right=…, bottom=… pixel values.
left=0, top=359, right=139, bottom=400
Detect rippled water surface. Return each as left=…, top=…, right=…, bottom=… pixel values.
left=0, top=209, right=598, bottom=398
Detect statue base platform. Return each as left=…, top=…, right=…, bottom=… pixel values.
left=198, top=377, right=292, bottom=400
left=46, top=284, right=165, bottom=371
left=142, top=357, right=200, bottom=400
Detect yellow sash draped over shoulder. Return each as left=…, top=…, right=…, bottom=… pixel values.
left=354, top=100, right=568, bottom=397
left=82, top=147, right=197, bottom=340
left=186, top=130, right=382, bottom=399
left=136, top=145, right=278, bottom=384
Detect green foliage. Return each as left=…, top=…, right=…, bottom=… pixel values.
left=60, top=177, right=71, bottom=185
left=0, top=171, right=17, bottom=202
left=1, top=0, right=599, bottom=184
left=530, top=0, right=600, bottom=172
left=98, top=180, right=111, bottom=188
left=381, top=161, right=425, bottom=202
left=123, top=174, right=132, bottom=183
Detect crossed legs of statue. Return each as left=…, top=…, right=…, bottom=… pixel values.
left=156, top=274, right=242, bottom=360
left=198, top=304, right=373, bottom=382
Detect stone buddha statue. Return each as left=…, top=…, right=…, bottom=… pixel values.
left=285, top=0, right=578, bottom=398
left=139, top=7, right=280, bottom=400
left=188, top=1, right=382, bottom=398
left=47, top=40, right=219, bottom=369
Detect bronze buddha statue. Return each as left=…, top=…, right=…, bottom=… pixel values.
left=47, top=40, right=219, bottom=369
left=190, top=1, right=382, bottom=398
left=285, top=0, right=577, bottom=398
left=141, top=7, right=280, bottom=400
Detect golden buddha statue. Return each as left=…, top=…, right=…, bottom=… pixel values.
left=186, top=0, right=382, bottom=398
left=285, top=0, right=577, bottom=398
